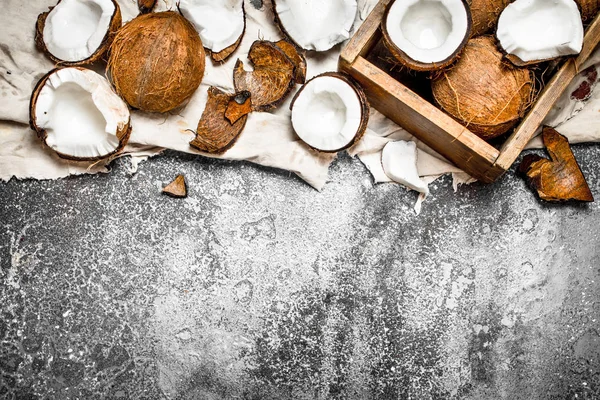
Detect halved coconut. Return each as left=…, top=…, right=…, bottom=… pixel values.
left=497, top=0, right=584, bottom=66
left=272, top=0, right=358, bottom=52
left=178, top=0, right=246, bottom=62
left=290, top=73, right=369, bottom=153
left=29, top=67, right=131, bottom=161
left=382, top=0, right=472, bottom=71
left=36, top=0, right=121, bottom=65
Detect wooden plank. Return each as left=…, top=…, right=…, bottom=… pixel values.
left=345, top=56, right=505, bottom=183
left=496, top=14, right=600, bottom=170
left=339, top=0, right=391, bottom=70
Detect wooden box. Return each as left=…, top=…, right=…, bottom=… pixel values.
left=339, top=0, right=600, bottom=183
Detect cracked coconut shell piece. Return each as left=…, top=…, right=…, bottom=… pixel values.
left=189, top=86, right=249, bottom=154
left=225, top=91, right=252, bottom=124
left=274, top=39, right=307, bottom=84
left=29, top=67, right=131, bottom=161
left=519, top=127, right=594, bottom=202
left=382, top=0, right=472, bottom=71
left=138, top=0, right=156, bottom=14
left=107, top=11, right=206, bottom=113
left=35, top=0, right=122, bottom=66
left=163, top=174, right=188, bottom=198
left=233, top=40, right=298, bottom=112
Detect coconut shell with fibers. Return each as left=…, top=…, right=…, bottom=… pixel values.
left=575, top=0, right=600, bottom=21
left=107, top=11, right=205, bottom=113
left=468, top=0, right=510, bottom=36
left=431, top=35, right=534, bottom=141
left=35, top=0, right=122, bottom=66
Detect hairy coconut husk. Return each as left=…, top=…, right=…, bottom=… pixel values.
left=138, top=0, right=157, bottom=14
left=225, top=91, right=252, bottom=124
left=575, top=0, right=600, bottom=21
left=468, top=0, right=510, bottom=37
left=190, top=86, right=248, bottom=154
left=290, top=72, right=370, bottom=153
left=107, top=11, right=205, bottom=113
left=233, top=40, right=296, bottom=112
left=163, top=174, right=188, bottom=198
left=274, top=39, right=307, bottom=84
left=29, top=67, right=132, bottom=162
left=431, top=35, right=535, bottom=141
left=35, top=0, right=122, bottom=66
left=382, top=0, right=472, bottom=71
left=519, top=127, right=593, bottom=202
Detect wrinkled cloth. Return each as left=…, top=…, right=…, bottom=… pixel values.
left=1, top=0, right=599, bottom=197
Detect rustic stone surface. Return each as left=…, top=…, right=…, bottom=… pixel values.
left=0, top=148, right=599, bottom=399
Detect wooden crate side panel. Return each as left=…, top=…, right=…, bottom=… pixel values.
left=344, top=57, right=505, bottom=183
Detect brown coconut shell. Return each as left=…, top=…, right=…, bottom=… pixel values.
left=468, top=0, right=511, bottom=37
left=162, top=174, right=188, bottom=198
left=107, top=11, right=206, bottom=113
left=35, top=0, right=122, bottom=66
left=575, top=0, right=600, bottom=21
left=289, top=72, right=370, bottom=153
left=138, top=0, right=157, bottom=14
left=233, top=40, right=297, bottom=112
left=206, top=2, right=246, bottom=62
left=274, top=39, right=307, bottom=84
left=189, top=86, right=248, bottom=154
left=29, top=67, right=132, bottom=162
left=382, top=0, right=473, bottom=71
left=225, top=91, right=252, bottom=124
left=431, top=35, right=534, bottom=141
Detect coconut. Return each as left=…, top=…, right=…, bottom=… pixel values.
left=468, top=0, right=510, bottom=37
left=107, top=11, right=205, bottom=113
left=163, top=175, right=187, bottom=198
left=497, top=0, right=584, bottom=66
left=178, top=0, right=246, bottom=62
left=35, top=0, right=122, bottom=65
left=138, top=0, right=156, bottom=14
left=29, top=67, right=131, bottom=161
left=382, top=0, right=472, bottom=71
left=272, top=0, right=358, bottom=52
left=290, top=73, right=369, bottom=153
left=431, top=35, right=534, bottom=141
left=575, top=0, right=600, bottom=21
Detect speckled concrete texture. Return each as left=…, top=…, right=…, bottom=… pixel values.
left=1, top=148, right=599, bottom=399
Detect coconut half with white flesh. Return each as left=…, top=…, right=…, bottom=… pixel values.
left=497, top=0, right=584, bottom=66
left=382, top=0, right=472, bottom=71
left=36, top=0, right=121, bottom=65
left=290, top=73, right=369, bottom=153
left=272, top=0, right=358, bottom=52
left=381, top=141, right=430, bottom=195
left=30, top=67, right=131, bottom=161
left=179, top=0, right=246, bottom=62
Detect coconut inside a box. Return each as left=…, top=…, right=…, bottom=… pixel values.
left=30, top=67, right=131, bottom=161
left=382, top=0, right=471, bottom=71
left=291, top=73, right=369, bottom=153
left=36, top=0, right=122, bottom=65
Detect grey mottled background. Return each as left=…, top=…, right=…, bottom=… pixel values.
left=1, top=147, right=599, bottom=399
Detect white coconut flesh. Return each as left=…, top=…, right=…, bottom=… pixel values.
left=179, top=0, right=244, bottom=53
left=386, top=0, right=469, bottom=63
left=43, top=0, right=115, bottom=62
left=274, top=0, right=358, bottom=51
left=381, top=141, right=429, bottom=195
left=497, top=0, right=584, bottom=63
left=292, top=76, right=362, bottom=152
left=34, top=68, right=129, bottom=159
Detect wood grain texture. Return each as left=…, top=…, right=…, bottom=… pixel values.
left=339, top=0, right=600, bottom=182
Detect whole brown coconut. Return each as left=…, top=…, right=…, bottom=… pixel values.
left=431, top=35, right=534, bottom=141
left=468, top=0, right=510, bottom=36
left=574, top=0, right=600, bottom=21
left=107, top=11, right=205, bottom=113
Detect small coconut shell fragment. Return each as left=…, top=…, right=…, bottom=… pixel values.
left=35, top=0, right=122, bottom=66
left=190, top=86, right=248, bottom=154
left=107, top=11, right=206, bottom=113
left=138, top=0, right=156, bottom=14
left=163, top=175, right=187, bottom=198
left=519, top=127, right=593, bottom=202
left=274, top=39, right=307, bottom=84
left=225, top=91, right=252, bottom=124
left=233, top=40, right=296, bottom=112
